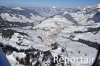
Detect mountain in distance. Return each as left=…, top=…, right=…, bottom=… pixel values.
left=0, top=6, right=44, bottom=27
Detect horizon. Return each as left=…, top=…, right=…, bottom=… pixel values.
left=0, top=0, right=100, bottom=8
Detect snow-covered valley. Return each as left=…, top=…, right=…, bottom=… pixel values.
left=0, top=4, right=100, bottom=66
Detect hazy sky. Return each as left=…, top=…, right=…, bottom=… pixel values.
left=0, top=0, right=100, bottom=8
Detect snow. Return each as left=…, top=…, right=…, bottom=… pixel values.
left=52, top=6, right=57, bottom=9
left=12, top=52, right=26, bottom=59
left=0, top=13, right=44, bottom=23
left=6, top=54, right=17, bottom=65
left=0, top=33, right=32, bottom=50
left=74, top=32, right=100, bottom=43
left=0, top=4, right=100, bottom=66
left=96, top=4, right=100, bottom=8
left=12, top=7, right=24, bottom=10
left=1, top=23, right=99, bottom=66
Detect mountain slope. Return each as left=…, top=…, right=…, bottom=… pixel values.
left=0, top=6, right=44, bottom=27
